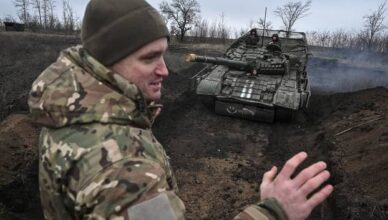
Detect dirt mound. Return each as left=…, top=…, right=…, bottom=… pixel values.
left=307, top=88, right=388, bottom=219
left=0, top=114, right=40, bottom=185
left=0, top=114, right=41, bottom=219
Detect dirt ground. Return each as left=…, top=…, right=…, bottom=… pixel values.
left=0, top=32, right=387, bottom=220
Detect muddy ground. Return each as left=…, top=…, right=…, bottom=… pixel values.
left=0, top=32, right=387, bottom=220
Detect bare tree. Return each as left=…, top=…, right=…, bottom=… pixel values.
left=188, top=16, right=232, bottom=43
left=197, top=19, right=208, bottom=38
left=42, top=0, right=50, bottom=28
left=274, top=0, right=312, bottom=33
left=3, top=15, right=17, bottom=22
left=238, top=28, right=247, bottom=38
left=217, top=13, right=229, bottom=42
left=232, top=28, right=242, bottom=39
left=247, top=19, right=256, bottom=29
left=208, top=19, right=218, bottom=39
left=380, top=35, right=388, bottom=53
left=363, top=0, right=387, bottom=49
left=307, top=29, right=388, bottom=52
left=45, top=0, right=56, bottom=29
left=31, top=0, right=42, bottom=26
left=257, top=18, right=273, bottom=30
left=62, top=0, right=76, bottom=32
left=159, top=0, right=200, bottom=41
left=190, top=18, right=208, bottom=38
left=317, top=31, right=330, bottom=47
left=13, top=0, right=31, bottom=24
left=30, top=0, right=57, bottom=30
left=330, top=29, right=351, bottom=48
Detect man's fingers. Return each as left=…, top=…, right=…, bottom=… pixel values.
left=299, top=170, right=330, bottom=195
left=306, top=184, right=334, bottom=209
left=261, top=166, right=278, bottom=186
left=277, top=152, right=308, bottom=181
left=293, top=161, right=327, bottom=187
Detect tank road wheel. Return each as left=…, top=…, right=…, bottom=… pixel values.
left=275, top=108, right=294, bottom=122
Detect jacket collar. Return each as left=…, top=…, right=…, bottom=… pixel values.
left=66, top=46, right=161, bottom=128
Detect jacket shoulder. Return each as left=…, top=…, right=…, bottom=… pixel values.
left=31, top=53, right=75, bottom=94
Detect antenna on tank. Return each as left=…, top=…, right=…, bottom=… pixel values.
left=261, top=7, right=267, bottom=47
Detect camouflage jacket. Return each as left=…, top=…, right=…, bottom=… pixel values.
left=28, top=46, right=288, bottom=220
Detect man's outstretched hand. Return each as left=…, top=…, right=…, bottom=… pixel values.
left=260, top=152, right=333, bottom=220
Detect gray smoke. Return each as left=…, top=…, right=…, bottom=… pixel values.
left=307, top=47, right=388, bottom=94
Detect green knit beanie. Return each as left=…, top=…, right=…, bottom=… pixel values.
left=81, top=0, right=169, bottom=66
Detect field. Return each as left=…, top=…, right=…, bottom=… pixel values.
left=0, top=32, right=387, bottom=220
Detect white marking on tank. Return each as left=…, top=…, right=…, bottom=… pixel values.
left=247, top=81, right=254, bottom=99
left=241, top=85, right=247, bottom=98
left=233, top=78, right=237, bottom=86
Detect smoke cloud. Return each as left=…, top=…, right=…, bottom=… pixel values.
left=307, top=48, right=388, bottom=94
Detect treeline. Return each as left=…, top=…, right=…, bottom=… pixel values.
left=187, top=15, right=271, bottom=42
left=0, top=0, right=79, bottom=33
left=307, top=30, right=388, bottom=53
left=183, top=17, right=388, bottom=53
left=160, top=0, right=387, bottom=53
left=186, top=15, right=241, bottom=43
left=1, top=0, right=387, bottom=53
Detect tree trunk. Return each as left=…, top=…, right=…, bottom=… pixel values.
left=180, top=29, right=185, bottom=41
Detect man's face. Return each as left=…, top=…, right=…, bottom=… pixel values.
left=111, top=38, right=168, bottom=101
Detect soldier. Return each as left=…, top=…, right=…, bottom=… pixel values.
left=246, top=29, right=260, bottom=46
left=267, top=34, right=282, bottom=52
left=271, top=34, right=281, bottom=45
left=28, top=0, right=333, bottom=219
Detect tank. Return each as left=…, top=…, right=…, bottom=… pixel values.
left=187, top=28, right=310, bottom=122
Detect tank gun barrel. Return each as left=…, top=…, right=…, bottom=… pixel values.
left=185, top=54, right=249, bottom=70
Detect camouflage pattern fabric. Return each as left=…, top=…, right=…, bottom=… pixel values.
left=28, top=46, right=287, bottom=220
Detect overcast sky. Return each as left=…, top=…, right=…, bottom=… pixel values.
left=1, top=0, right=387, bottom=33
